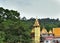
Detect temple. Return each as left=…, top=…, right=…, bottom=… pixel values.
left=31, top=18, right=40, bottom=43
left=31, top=18, right=60, bottom=43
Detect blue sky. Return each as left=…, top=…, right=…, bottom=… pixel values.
left=0, top=0, right=60, bottom=19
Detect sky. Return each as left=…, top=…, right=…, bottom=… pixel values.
left=0, top=0, right=60, bottom=19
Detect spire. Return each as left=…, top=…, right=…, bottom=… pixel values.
left=31, top=28, right=35, bottom=33
left=49, top=30, right=52, bottom=34
left=41, top=27, right=48, bottom=34
left=33, top=17, right=40, bottom=27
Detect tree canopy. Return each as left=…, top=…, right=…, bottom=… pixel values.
left=0, top=7, right=60, bottom=43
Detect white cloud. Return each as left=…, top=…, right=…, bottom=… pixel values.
left=0, top=0, right=60, bottom=19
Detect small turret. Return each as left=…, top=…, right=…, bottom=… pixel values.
left=31, top=28, right=35, bottom=33
left=49, top=30, right=52, bottom=34
left=41, top=27, right=48, bottom=34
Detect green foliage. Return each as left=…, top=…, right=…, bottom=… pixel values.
left=0, top=7, right=32, bottom=43
left=0, top=31, right=5, bottom=43
left=0, top=7, right=60, bottom=43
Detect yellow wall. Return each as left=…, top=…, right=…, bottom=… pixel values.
left=53, top=28, right=60, bottom=37
left=35, top=27, right=40, bottom=43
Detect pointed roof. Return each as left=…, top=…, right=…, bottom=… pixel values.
left=31, top=28, right=35, bottom=33
left=41, top=27, right=48, bottom=34
left=33, top=17, right=40, bottom=27
left=49, top=30, right=52, bottom=34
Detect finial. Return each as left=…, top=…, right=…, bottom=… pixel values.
left=36, top=16, right=38, bottom=20
left=36, top=16, right=38, bottom=18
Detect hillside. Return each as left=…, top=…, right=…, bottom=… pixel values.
left=0, top=7, right=60, bottom=43
left=21, top=17, right=60, bottom=31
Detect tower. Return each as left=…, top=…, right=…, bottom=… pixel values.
left=31, top=18, right=40, bottom=43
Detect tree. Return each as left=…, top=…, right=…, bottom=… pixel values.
left=0, top=31, right=5, bottom=43
left=22, top=17, right=26, bottom=20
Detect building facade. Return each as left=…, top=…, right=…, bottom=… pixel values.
left=31, top=18, right=60, bottom=43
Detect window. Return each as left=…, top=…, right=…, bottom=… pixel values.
left=46, top=40, right=48, bottom=43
